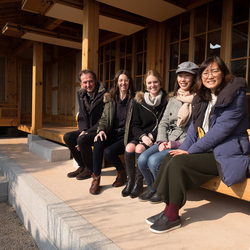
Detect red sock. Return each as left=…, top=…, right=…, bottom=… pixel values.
left=164, top=204, right=168, bottom=214
left=165, top=202, right=180, bottom=222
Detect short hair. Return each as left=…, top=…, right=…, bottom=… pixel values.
left=78, top=69, right=97, bottom=83
left=194, top=56, right=234, bottom=101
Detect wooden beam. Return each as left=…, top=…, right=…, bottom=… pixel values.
left=82, top=0, right=99, bottom=72
left=31, top=42, right=43, bottom=135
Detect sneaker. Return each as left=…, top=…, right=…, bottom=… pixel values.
left=149, top=214, right=181, bottom=234
left=76, top=168, right=92, bottom=180
left=146, top=211, right=165, bottom=225
left=67, top=167, right=83, bottom=178
left=149, top=192, right=163, bottom=204
left=138, top=189, right=156, bottom=202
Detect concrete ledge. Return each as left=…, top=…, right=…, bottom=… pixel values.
left=0, top=171, right=8, bottom=202
left=28, top=135, right=70, bottom=162
left=0, top=151, right=120, bottom=250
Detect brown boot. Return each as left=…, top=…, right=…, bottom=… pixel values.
left=89, top=174, right=101, bottom=195
left=112, top=170, right=127, bottom=187
left=76, top=168, right=92, bottom=180
left=67, top=167, right=83, bottom=178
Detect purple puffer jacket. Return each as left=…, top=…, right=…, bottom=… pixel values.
left=180, top=77, right=250, bottom=187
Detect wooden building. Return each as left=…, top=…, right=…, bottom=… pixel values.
left=0, top=0, right=249, bottom=143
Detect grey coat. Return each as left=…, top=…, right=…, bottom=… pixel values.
left=156, top=96, right=191, bottom=143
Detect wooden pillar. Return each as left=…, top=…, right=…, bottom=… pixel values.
left=82, top=0, right=99, bottom=73
left=31, top=42, right=43, bottom=135
left=220, top=0, right=233, bottom=67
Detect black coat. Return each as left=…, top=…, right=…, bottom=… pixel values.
left=77, top=82, right=106, bottom=133
left=130, top=89, right=168, bottom=142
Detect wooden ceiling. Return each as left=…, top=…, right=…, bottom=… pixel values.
left=0, top=0, right=212, bottom=55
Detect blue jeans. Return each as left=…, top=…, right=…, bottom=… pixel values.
left=137, top=144, right=172, bottom=192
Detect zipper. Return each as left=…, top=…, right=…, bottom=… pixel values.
left=141, top=104, right=159, bottom=132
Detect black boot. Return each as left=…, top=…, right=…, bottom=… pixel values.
left=121, top=151, right=136, bottom=197
left=122, top=176, right=135, bottom=197
left=130, top=167, right=144, bottom=198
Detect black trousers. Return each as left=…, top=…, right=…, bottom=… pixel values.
left=93, top=132, right=125, bottom=177
left=153, top=152, right=219, bottom=208
left=63, top=130, right=95, bottom=171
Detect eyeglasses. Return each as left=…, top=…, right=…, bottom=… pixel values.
left=202, top=69, right=221, bottom=79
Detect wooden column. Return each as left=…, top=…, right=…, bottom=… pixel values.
left=82, top=0, right=99, bottom=73
left=31, top=42, right=43, bottom=135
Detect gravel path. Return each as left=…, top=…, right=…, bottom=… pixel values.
left=0, top=201, right=39, bottom=250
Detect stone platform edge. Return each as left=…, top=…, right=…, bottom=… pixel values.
left=0, top=151, right=120, bottom=250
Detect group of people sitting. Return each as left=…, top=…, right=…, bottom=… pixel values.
left=64, top=56, right=250, bottom=234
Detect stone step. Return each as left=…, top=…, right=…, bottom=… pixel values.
left=0, top=171, right=8, bottom=202
left=28, top=135, right=70, bottom=162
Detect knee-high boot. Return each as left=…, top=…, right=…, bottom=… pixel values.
left=130, top=153, right=144, bottom=198
left=121, top=151, right=136, bottom=197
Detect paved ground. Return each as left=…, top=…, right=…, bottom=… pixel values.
left=0, top=201, right=38, bottom=250
left=1, top=137, right=250, bottom=249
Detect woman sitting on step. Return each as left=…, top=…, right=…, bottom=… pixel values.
left=146, top=56, right=250, bottom=234
left=122, top=70, right=168, bottom=199
left=89, top=69, right=135, bottom=195
left=137, top=61, right=199, bottom=204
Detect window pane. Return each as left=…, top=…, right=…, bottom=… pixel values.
left=194, top=5, right=207, bottom=35
left=208, top=0, right=222, bottom=31
left=127, top=36, right=133, bottom=55
left=170, top=16, right=180, bottom=43
left=99, top=64, right=103, bottom=83
left=105, top=44, right=110, bottom=61
left=180, top=40, right=189, bottom=63
left=233, top=0, right=249, bottom=24
left=231, top=59, right=246, bottom=78
left=136, top=53, right=143, bottom=75
left=126, top=56, right=132, bottom=72
left=248, top=59, right=250, bottom=92
left=111, top=42, right=116, bottom=60
left=168, top=71, right=176, bottom=92
left=136, top=31, right=144, bottom=52
left=105, top=62, right=109, bottom=81
left=120, top=58, right=125, bottom=70
left=135, top=77, right=142, bottom=91
left=143, top=53, right=147, bottom=75
left=120, top=38, right=125, bottom=57
left=207, top=31, right=221, bottom=57
left=181, top=12, right=190, bottom=40
left=99, top=46, right=103, bottom=63
left=21, top=64, right=32, bottom=113
left=231, top=23, right=248, bottom=59
left=194, top=35, right=206, bottom=65
left=110, top=61, right=115, bottom=80
left=0, top=57, right=5, bottom=102
left=170, top=43, right=179, bottom=69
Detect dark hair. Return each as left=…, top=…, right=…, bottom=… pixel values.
left=173, top=72, right=197, bottom=96
left=109, top=70, right=135, bottom=101
left=194, top=56, right=234, bottom=101
left=78, top=69, right=97, bottom=82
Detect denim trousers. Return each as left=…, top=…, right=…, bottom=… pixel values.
left=137, top=144, right=172, bottom=192
left=93, top=132, right=125, bottom=177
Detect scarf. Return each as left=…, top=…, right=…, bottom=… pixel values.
left=176, top=88, right=194, bottom=127
left=144, top=90, right=163, bottom=108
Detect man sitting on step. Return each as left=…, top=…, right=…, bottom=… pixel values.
left=64, top=69, right=106, bottom=180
